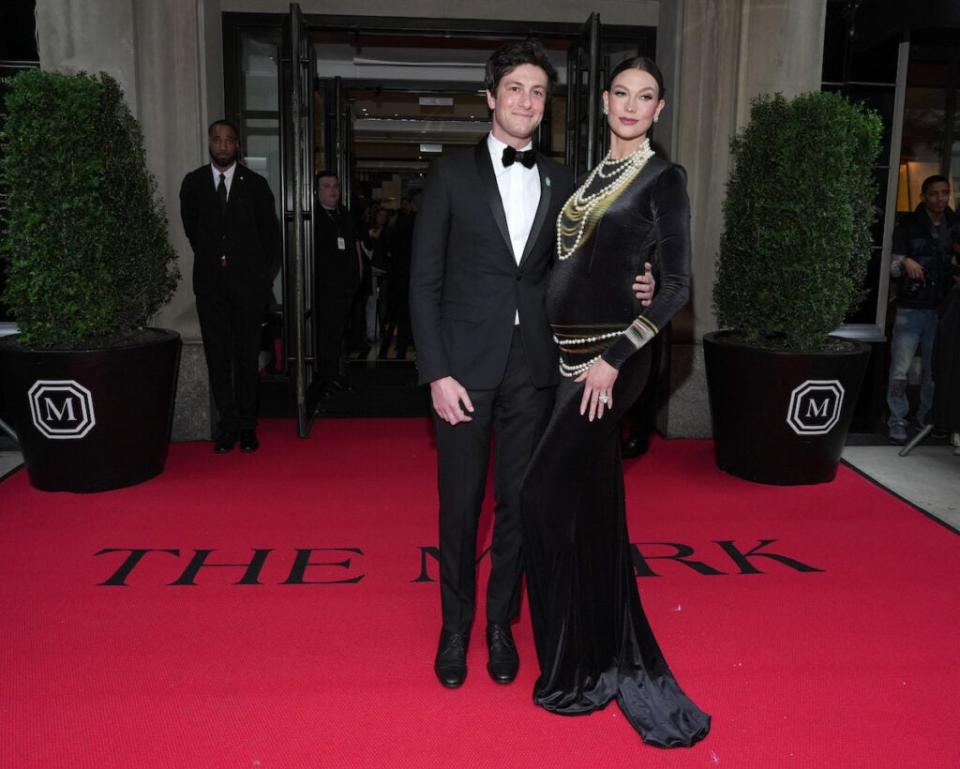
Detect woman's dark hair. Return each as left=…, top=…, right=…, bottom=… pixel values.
left=606, top=56, right=665, bottom=100
left=484, top=39, right=558, bottom=97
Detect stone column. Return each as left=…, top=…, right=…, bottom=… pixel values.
left=35, top=0, right=225, bottom=440
left=656, top=0, right=826, bottom=437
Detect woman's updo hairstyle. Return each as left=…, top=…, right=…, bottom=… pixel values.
left=606, top=56, right=665, bottom=100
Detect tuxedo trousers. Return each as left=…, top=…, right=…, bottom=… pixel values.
left=433, top=327, right=556, bottom=633
left=196, top=292, right=263, bottom=432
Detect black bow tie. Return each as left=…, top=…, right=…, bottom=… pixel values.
left=502, top=146, right=536, bottom=169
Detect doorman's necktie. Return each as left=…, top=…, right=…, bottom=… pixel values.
left=218, top=173, right=227, bottom=213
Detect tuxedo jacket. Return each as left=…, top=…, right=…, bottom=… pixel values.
left=410, top=141, right=575, bottom=389
left=179, top=164, right=281, bottom=308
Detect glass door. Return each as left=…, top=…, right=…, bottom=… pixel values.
left=565, top=13, right=603, bottom=179
left=280, top=3, right=318, bottom=437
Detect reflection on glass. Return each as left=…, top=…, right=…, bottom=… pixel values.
left=239, top=32, right=282, bottom=314
left=242, top=36, right=279, bottom=112
left=901, top=87, right=946, bottom=159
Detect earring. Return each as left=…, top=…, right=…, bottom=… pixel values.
left=603, top=106, right=609, bottom=115
left=654, top=115, right=660, bottom=123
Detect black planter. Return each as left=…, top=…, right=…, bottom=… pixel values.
left=703, top=330, right=870, bottom=485
left=0, top=328, right=181, bottom=492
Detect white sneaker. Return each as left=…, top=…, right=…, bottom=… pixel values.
left=889, top=423, right=907, bottom=443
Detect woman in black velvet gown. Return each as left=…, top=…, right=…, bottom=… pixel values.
left=520, top=57, right=710, bottom=747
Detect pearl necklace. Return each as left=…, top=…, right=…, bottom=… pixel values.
left=557, top=140, right=655, bottom=261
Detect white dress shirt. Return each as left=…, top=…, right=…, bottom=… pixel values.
left=487, top=133, right=541, bottom=324
left=210, top=162, right=238, bottom=198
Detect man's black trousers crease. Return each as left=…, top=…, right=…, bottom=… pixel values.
left=196, top=293, right=263, bottom=433
left=433, top=327, right=556, bottom=634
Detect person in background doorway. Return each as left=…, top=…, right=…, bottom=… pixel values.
left=380, top=195, right=417, bottom=359
left=315, top=170, right=363, bottom=397
left=361, top=204, right=390, bottom=349
left=180, top=119, right=281, bottom=454
left=886, top=174, right=959, bottom=443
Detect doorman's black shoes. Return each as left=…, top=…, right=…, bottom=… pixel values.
left=239, top=429, right=259, bottom=453
left=213, top=430, right=238, bottom=453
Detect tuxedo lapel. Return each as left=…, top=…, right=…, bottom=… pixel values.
left=473, top=142, right=515, bottom=261
left=519, top=162, right=553, bottom=268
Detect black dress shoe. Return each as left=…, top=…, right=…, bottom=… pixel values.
left=214, top=430, right=238, bottom=453
left=239, top=429, right=259, bottom=453
left=434, top=630, right=468, bottom=688
left=621, top=432, right=649, bottom=458
left=486, top=624, right=518, bottom=684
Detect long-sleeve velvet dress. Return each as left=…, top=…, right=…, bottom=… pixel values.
left=520, top=151, right=711, bottom=747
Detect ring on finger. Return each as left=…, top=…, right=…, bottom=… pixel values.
left=598, top=393, right=609, bottom=404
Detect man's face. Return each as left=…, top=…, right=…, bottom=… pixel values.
left=318, top=175, right=341, bottom=209
left=486, top=63, right=549, bottom=146
left=208, top=124, right=239, bottom=169
left=922, top=181, right=950, bottom=217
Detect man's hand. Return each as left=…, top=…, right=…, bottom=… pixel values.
left=430, top=376, right=474, bottom=425
left=903, top=256, right=925, bottom=280
left=633, top=262, right=655, bottom=306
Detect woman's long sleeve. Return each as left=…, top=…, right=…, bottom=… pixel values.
left=601, top=164, right=691, bottom=370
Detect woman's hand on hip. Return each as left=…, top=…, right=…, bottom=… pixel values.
left=576, top=359, right=619, bottom=422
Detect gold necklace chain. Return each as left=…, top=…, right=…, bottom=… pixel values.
left=556, top=140, right=655, bottom=261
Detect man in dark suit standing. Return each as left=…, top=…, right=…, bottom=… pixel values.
left=180, top=120, right=281, bottom=453
left=315, top=171, right=363, bottom=395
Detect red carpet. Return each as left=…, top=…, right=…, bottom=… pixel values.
left=1, top=418, right=957, bottom=769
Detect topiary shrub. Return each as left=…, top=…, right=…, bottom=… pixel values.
left=1, top=69, right=179, bottom=348
left=713, top=90, right=883, bottom=352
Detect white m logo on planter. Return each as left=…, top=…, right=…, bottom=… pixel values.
left=786, top=380, right=845, bottom=436
left=28, top=380, right=96, bottom=439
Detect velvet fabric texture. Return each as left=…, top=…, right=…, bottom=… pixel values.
left=521, top=155, right=710, bottom=747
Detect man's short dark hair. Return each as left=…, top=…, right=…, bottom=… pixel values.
left=317, top=169, right=339, bottom=181
left=484, top=40, right=557, bottom=97
left=208, top=119, right=240, bottom=138
left=921, top=174, right=949, bottom=194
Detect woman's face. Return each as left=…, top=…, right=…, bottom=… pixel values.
left=603, top=68, right=664, bottom=145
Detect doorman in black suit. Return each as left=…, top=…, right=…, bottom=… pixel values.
left=180, top=120, right=281, bottom=453
left=411, top=41, right=654, bottom=689
left=315, top=170, right=363, bottom=395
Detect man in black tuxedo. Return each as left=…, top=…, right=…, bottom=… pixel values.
left=180, top=120, right=281, bottom=453
left=411, top=41, right=654, bottom=689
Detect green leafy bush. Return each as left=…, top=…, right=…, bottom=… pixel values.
left=1, top=70, right=178, bottom=347
left=713, top=91, right=883, bottom=351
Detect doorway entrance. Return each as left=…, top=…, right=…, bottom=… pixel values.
left=224, top=7, right=655, bottom=436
